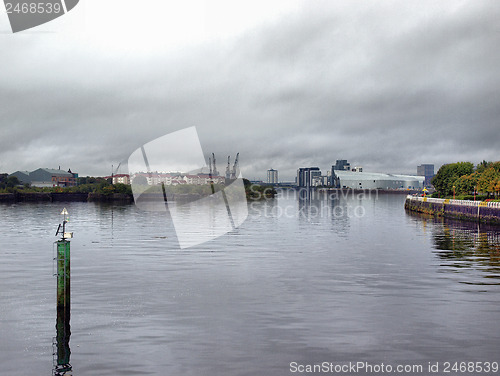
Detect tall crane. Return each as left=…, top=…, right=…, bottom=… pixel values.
left=225, top=156, right=231, bottom=180
left=111, top=162, right=121, bottom=183
left=212, top=153, right=218, bottom=176
left=230, top=153, right=239, bottom=179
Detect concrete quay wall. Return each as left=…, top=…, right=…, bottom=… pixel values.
left=405, top=196, right=500, bottom=225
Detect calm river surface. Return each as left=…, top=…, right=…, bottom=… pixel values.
left=1, top=192, right=500, bottom=375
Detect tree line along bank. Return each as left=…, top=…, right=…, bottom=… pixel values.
left=431, top=161, right=500, bottom=201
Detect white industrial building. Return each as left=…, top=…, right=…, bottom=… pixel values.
left=333, top=171, right=424, bottom=190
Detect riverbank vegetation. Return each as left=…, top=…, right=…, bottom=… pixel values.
left=0, top=175, right=132, bottom=196
left=244, top=179, right=276, bottom=199
left=432, top=161, right=500, bottom=200
left=1, top=174, right=275, bottom=200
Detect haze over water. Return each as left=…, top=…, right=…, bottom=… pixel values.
left=1, top=193, right=499, bottom=375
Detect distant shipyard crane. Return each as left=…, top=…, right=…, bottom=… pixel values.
left=225, top=156, right=231, bottom=180
left=208, top=153, right=219, bottom=177
left=212, top=153, right=218, bottom=176
left=111, top=162, right=122, bottom=182
left=223, top=153, right=240, bottom=181
left=230, top=152, right=239, bottom=179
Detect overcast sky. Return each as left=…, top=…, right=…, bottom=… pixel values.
left=1, top=0, right=499, bottom=181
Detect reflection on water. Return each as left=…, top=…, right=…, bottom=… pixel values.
left=2, top=197, right=500, bottom=375
left=434, top=220, right=500, bottom=284
left=53, top=302, right=71, bottom=375
left=53, top=237, right=72, bottom=375
left=407, top=211, right=500, bottom=285
left=296, top=188, right=353, bottom=235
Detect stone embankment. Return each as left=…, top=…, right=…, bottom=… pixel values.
left=405, top=196, right=500, bottom=225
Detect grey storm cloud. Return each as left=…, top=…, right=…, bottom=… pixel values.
left=0, top=0, right=499, bottom=180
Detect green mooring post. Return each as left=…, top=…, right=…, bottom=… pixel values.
left=56, top=240, right=70, bottom=308
left=54, top=208, right=73, bottom=375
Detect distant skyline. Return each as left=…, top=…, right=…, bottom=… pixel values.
left=1, top=1, right=499, bottom=181
left=1, top=159, right=449, bottom=183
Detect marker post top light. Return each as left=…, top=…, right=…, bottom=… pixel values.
left=56, top=208, right=73, bottom=241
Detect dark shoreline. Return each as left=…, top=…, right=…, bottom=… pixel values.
left=0, top=192, right=134, bottom=203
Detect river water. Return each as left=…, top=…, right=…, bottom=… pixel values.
left=1, top=192, right=499, bottom=375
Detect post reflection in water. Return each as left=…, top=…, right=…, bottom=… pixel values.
left=53, top=238, right=72, bottom=375
left=53, top=300, right=71, bottom=376
left=408, top=211, right=500, bottom=285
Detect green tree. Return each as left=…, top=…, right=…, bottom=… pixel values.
left=454, top=173, right=478, bottom=195
left=490, top=161, right=500, bottom=173
left=477, top=167, right=500, bottom=197
left=113, top=183, right=132, bottom=195
left=6, top=176, right=20, bottom=188
left=432, top=162, right=474, bottom=197
left=476, top=160, right=490, bottom=174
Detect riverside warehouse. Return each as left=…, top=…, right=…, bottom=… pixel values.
left=296, top=160, right=424, bottom=190
left=332, top=170, right=424, bottom=190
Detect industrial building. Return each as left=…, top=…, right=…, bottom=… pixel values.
left=296, top=159, right=424, bottom=190
left=297, top=167, right=321, bottom=188
left=332, top=170, right=424, bottom=190
left=417, top=164, right=435, bottom=187
left=333, top=160, right=351, bottom=171
left=9, top=168, right=78, bottom=187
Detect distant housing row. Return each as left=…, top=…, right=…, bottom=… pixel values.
left=8, top=167, right=227, bottom=187
left=130, top=172, right=225, bottom=186
left=267, top=160, right=435, bottom=190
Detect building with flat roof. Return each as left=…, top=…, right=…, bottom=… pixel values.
left=297, top=167, right=321, bottom=187
left=267, top=169, right=278, bottom=184
left=333, top=160, right=351, bottom=171
left=417, top=164, right=435, bottom=187
left=103, top=174, right=131, bottom=185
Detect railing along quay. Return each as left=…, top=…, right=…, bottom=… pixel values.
left=407, top=195, right=500, bottom=208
